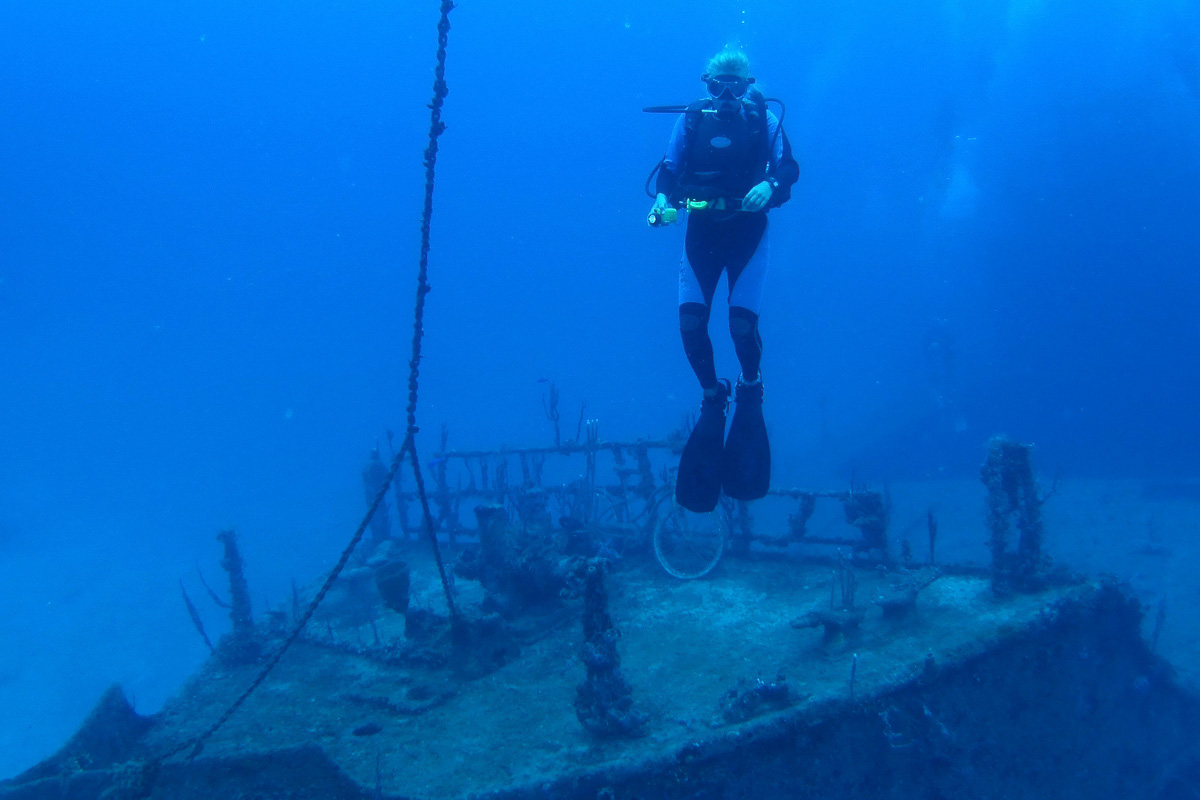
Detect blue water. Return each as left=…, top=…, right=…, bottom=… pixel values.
left=1, top=0, right=1198, bottom=781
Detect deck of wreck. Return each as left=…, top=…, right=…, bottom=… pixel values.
left=46, top=548, right=1182, bottom=800
left=153, top=558, right=1044, bottom=793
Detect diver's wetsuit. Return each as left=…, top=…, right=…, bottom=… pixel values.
left=656, top=98, right=799, bottom=390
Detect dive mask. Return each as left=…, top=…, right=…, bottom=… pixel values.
left=703, top=74, right=754, bottom=99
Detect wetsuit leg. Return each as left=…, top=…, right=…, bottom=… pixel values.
left=726, top=221, right=769, bottom=313
left=727, top=220, right=769, bottom=380
left=679, top=235, right=723, bottom=391
left=728, top=307, right=762, bottom=381
left=721, top=218, right=771, bottom=501
left=676, top=222, right=731, bottom=512
left=679, top=303, right=717, bottom=390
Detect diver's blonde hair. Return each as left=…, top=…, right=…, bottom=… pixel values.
left=705, top=48, right=751, bottom=78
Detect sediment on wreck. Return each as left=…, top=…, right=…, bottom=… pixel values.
left=6, top=577, right=1198, bottom=800
left=510, top=581, right=1196, bottom=800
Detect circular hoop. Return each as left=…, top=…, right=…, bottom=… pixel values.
left=653, top=500, right=726, bottom=579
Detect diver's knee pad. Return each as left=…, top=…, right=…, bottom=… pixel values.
left=728, top=306, right=760, bottom=343
left=728, top=306, right=762, bottom=378
left=679, top=303, right=717, bottom=387
left=679, top=302, right=710, bottom=335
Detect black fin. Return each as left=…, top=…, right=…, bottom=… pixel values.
left=676, top=382, right=730, bottom=513
left=722, top=381, right=770, bottom=501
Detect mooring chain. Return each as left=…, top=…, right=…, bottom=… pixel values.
left=406, top=0, right=461, bottom=622
left=142, top=0, right=459, bottom=778
left=407, top=0, right=454, bottom=437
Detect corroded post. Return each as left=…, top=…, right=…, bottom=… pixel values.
left=575, top=558, right=647, bottom=737
left=362, top=448, right=392, bottom=546
left=217, top=529, right=261, bottom=664
left=981, top=436, right=1046, bottom=593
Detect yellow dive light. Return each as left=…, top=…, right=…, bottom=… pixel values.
left=647, top=207, right=679, bottom=227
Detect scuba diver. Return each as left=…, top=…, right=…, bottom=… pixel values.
left=647, top=49, right=800, bottom=513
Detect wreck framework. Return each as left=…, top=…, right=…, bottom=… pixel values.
left=390, top=420, right=893, bottom=573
